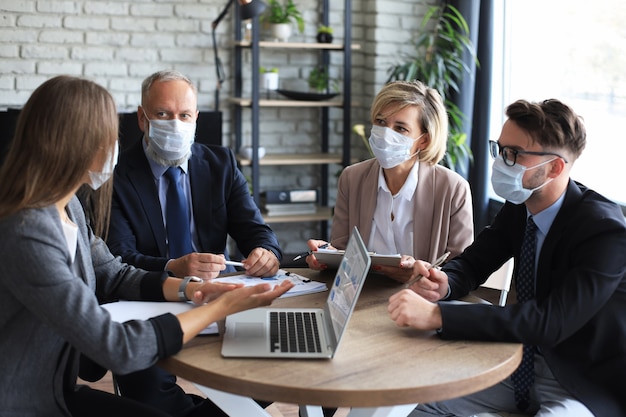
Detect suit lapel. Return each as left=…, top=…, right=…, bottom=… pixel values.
left=413, top=163, right=436, bottom=261
left=535, top=180, right=582, bottom=297
left=188, top=146, right=211, bottom=250
left=126, top=140, right=168, bottom=256
left=357, top=161, right=380, bottom=244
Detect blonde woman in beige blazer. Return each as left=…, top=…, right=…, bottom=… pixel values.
left=306, top=80, right=474, bottom=284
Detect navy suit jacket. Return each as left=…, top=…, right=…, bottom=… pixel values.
left=439, top=180, right=626, bottom=416
left=107, top=138, right=282, bottom=272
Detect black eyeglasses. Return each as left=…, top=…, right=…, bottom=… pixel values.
left=488, top=140, right=568, bottom=167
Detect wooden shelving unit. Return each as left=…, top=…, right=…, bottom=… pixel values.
left=232, top=0, right=354, bottom=238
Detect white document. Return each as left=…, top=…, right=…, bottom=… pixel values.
left=213, top=269, right=327, bottom=298
left=102, top=300, right=218, bottom=335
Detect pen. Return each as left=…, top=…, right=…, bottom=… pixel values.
left=292, top=243, right=330, bottom=262
left=403, top=251, right=451, bottom=288
left=224, top=260, right=244, bottom=267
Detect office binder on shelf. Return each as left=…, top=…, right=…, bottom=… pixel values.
left=264, top=203, right=317, bottom=216
left=261, top=189, right=318, bottom=204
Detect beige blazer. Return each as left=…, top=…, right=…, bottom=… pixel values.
left=330, top=158, right=474, bottom=263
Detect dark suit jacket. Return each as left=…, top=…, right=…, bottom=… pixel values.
left=107, top=138, right=282, bottom=272
left=439, top=180, right=626, bottom=416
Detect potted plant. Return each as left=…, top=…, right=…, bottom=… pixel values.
left=262, top=0, right=305, bottom=42
left=387, top=2, right=478, bottom=173
left=307, top=66, right=338, bottom=93
left=260, top=67, right=279, bottom=91
left=316, top=25, right=333, bottom=43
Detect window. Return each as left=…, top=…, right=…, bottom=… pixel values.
left=489, top=0, right=626, bottom=206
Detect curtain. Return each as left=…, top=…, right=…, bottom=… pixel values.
left=449, top=0, right=495, bottom=233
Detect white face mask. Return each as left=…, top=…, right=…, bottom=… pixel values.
left=145, top=113, right=196, bottom=162
left=368, top=125, right=425, bottom=169
left=490, top=157, right=555, bottom=204
left=88, top=144, right=119, bottom=190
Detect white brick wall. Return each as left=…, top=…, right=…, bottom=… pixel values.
left=0, top=0, right=432, bottom=252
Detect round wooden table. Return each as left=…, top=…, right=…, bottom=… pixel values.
left=160, top=269, right=522, bottom=414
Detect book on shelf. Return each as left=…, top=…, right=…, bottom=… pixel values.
left=261, top=189, right=318, bottom=204
left=264, top=203, right=317, bottom=216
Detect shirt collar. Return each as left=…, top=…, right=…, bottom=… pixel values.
left=528, top=190, right=566, bottom=236
left=377, top=161, right=420, bottom=200
left=142, top=138, right=189, bottom=179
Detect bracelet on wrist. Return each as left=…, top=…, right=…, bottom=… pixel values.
left=177, top=276, right=202, bottom=302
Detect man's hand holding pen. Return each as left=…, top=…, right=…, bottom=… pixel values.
left=404, top=253, right=451, bottom=302
left=387, top=256, right=449, bottom=330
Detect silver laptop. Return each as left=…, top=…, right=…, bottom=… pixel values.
left=221, top=227, right=371, bottom=359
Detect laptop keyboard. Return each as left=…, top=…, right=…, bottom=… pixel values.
left=269, top=311, right=322, bottom=353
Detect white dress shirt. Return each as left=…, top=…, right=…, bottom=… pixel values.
left=368, top=161, right=419, bottom=256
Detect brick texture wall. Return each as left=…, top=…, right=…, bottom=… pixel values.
left=0, top=0, right=433, bottom=253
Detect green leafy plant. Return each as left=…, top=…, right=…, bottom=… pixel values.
left=316, top=25, right=334, bottom=43
left=262, top=0, right=305, bottom=33
left=308, top=66, right=338, bottom=92
left=317, top=25, right=333, bottom=34
left=387, top=2, right=478, bottom=173
left=260, top=67, right=279, bottom=73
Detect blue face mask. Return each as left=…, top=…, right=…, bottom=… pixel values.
left=490, top=157, right=555, bottom=204
left=368, top=125, right=424, bottom=169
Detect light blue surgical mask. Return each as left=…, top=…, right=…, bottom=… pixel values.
left=144, top=111, right=196, bottom=162
left=490, top=157, right=555, bottom=204
left=88, top=144, right=119, bottom=190
left=368, top=125, right=424, bottom=169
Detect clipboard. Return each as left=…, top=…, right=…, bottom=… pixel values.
left=314, top=249, right=402, bottom=269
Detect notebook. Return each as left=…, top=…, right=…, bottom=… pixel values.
left=221, top=226, right=371, bottom=359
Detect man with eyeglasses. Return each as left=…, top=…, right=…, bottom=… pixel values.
left=388, top=99, right=626, bottom=416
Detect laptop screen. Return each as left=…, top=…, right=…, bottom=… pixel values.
left=327, top=227, right=371, bottom=342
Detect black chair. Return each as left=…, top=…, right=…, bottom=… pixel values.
left=118, top=111, right=223, bottom=150
left=0, top=108, right=21, bottom=166
left=1, top=109, right=223, bottom=166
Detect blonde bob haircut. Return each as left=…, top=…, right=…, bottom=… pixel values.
left=0, top=75, right=118, bottom=230
left=370, top=80, right=448, bottom=165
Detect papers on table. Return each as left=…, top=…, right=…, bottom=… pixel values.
left=213, top=269, right=327, bottom=298
left=101, top=270, right=327, bottom=337
left=102, top=300, right=219, bottom=335
left=313, top=249, right=402, bottom=269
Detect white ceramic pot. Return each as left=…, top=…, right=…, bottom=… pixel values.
left=261, top=72, right=279, bottom=90
left=270, top=23, right=292, bottom=42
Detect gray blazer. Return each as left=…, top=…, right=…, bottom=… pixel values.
left=331, top=158, right=474, bottom=263
left=0, top=197, right=182, bottom=416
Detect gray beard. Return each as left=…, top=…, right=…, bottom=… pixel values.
left=144, top=135, right=191, bottom=167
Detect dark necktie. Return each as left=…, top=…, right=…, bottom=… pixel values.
left=511, top=216, right=538, bottom=411
left=164, top=167, right=193, bottom=259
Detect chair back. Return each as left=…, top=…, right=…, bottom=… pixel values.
left=481, top=258, right=514, bottom=307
